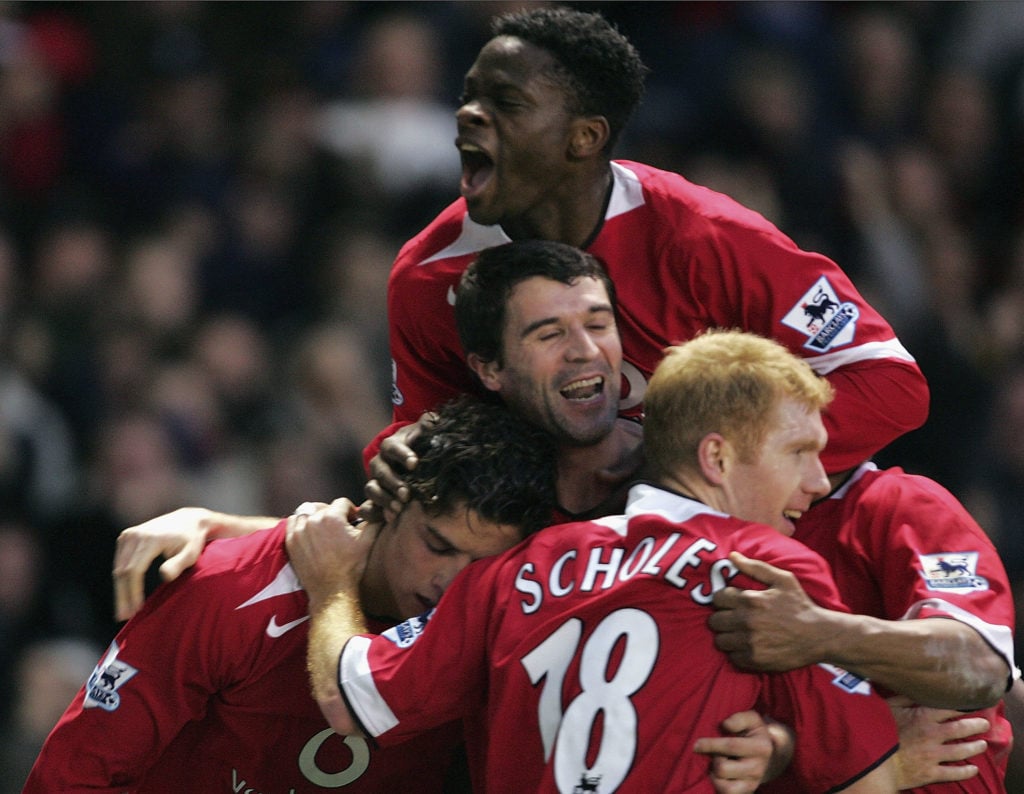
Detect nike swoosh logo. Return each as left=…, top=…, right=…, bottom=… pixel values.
left=266, top=615, right=310, bottom=638
left=447, top=285, right=457, bottom=306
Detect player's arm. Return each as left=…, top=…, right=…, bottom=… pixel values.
left=285, top=498, right=374, bottom=736
left=113, top=507, right=285, bottom=621
left=710, top=553, right=1009, bottom=709
left=694, top=711, right=794, bottom=793
left=819, top=358, right=929, bottom=473
left=26, top=560, right=237, bottom=790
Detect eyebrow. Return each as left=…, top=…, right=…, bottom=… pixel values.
left=424, top=523, right=459, bottom=553
left=520, top=304, right=615, bottom=339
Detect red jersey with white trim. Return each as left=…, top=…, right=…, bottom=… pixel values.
left=795, top=462, right=1017, bottom=793
left=25, top=521, right=462, bottom=794
left=339, top=483, right=898, bottom=793
left=386, top=160, right=928, bottom=473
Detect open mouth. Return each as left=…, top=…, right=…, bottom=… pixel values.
left=560, top=376, right=604, bottom=401
left=459, top=143, right=494, bottom=195
left=782, top=509, right=803, bottom=522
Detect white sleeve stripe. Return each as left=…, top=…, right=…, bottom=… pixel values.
left=902, top=598, right=1017, bottom=674
left=339, top=636, right=399, bottom=736
left=803, top=338, right=917, bottom=375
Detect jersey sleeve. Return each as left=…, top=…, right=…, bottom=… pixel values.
left=685, top=212, right=929, bottom=472
left=339, top=561, right=494, bottom=744
left=385, top=211, right=486, bottom=426
left=818, top=357, right=930, bottom=473
left=857, top=473, right=1017, bottom=678
left=758, top=663, right=899, bottom=793
left=23, top=563, right=249, bottom=790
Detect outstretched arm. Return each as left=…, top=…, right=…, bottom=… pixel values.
left=113, top=507, right=284, bottom=621
left=285, top=498, right=375, bottom=736
left=709, top=553, right=1009, bottom=709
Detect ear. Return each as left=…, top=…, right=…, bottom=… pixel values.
left=568, top=115, right=610, bottom=160
left=696, top=433, right=729, bottom=486
left=467, top=352, right=503, bottom=393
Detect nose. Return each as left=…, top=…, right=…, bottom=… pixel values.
left=432, top=555, right=472, bottom=594
left=565, top=327, right=601, bottom=362
left=456, top=100, right=488, bottom=128
left=804, top=455, right=831, bottom=500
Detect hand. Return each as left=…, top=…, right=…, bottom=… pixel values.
left=363, top=413, right=436, bottom=522
left=889, top=696, right=988, bottom=788
left=708, top=552, right=828, bottom=671
left=694, top=710, right=789, bottom=793
left=286, top=498, right=378, bottom=611
left=113, top=507, right=215, bottom=622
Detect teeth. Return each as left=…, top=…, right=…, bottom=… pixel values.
left=460, top=143, right=483, bottom=153
left=561, top=376, right=603, bottom=400
left=783, top=510, right=802, bottom=520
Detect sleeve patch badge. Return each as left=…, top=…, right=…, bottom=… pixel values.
left=818, top=662, right=873, bottom=695
left=381, top=610, right=434, bottom=649
left=781, top=276, right=859, bottom=351
left=390, top=358, right=404, bottom=407
left=918, top=552, right=989, bottom=593
left=84, top=641, right=139, bottom=712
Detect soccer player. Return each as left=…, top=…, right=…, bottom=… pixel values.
left=380, top=4, right=928, bottom=480
left=24, top=397, right=558, bottom=793
left=288, top=329, right=900, bottom=792
left=710, top=462, right=1017, bottom=792
left=103, top=241, right=790, bottom=792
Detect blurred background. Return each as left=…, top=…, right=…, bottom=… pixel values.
left=2, top=1, right=1024, bottom=786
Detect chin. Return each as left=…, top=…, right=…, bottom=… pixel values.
left=466, top=203, right=501, bottom=228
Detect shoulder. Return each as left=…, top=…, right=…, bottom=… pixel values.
left=852, top=466, right=972, bottom=520
left=392, top=198, right=476, bottom=271
left=612, top=159, right=786, bottom=238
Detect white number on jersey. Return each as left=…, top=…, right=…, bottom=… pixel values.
left=521, top=608, right=659, bottom=793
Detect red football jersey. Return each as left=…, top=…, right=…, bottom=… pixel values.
left=25, top=522, right=462, bottom=793
left=795, top=462, right=1017, bottom=793
left=386, top=160, right=928, bottom=472
left=340, top=483, right=899, bottom=793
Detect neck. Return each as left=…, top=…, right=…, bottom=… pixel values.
left=357, top=529, right=396, bottom=622
left=555, top=418, right=643, bottom=517
left=503, top=164, right=612, bottom=248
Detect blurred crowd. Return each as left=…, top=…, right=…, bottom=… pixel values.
left=2, top=1, right=1024, bottom=787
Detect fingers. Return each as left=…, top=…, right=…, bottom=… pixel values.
left=112, top=530, right=159, bottom=622
left=157, top=536, right=204, bottom=582
left=710, top=586, right=745, bottom=610
left=718, top=710, right=764, bottom=735
left=924, top=763, right=981, bottom=783
left=727, top=552, right=793, bottom=587
left=113, top=559, right=145, bottom=623
left=364, top=477, right=406, bottom=518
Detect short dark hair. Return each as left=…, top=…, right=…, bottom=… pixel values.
left=455, top=239, right=617, bottom=367
left=492, top=6, right=648, bottom=152
left=405, top=395, right=557, bottom=538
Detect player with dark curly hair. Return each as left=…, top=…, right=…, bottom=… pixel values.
left=25, top=397, right=557, bottom=793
